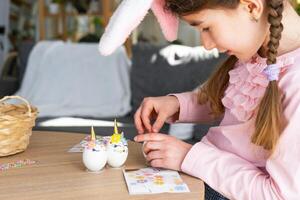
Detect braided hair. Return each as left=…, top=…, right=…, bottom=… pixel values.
left=252, top=0, right=285, bottom=151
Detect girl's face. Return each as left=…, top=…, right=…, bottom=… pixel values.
left=181, top=3, right=269, bottom=61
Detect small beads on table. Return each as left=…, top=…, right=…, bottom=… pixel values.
left=0, top=159, right=37, bottom=171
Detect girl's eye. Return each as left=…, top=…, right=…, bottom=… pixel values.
left=202, top=27, right=210, bottom=32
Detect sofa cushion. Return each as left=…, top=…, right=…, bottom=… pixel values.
left=130, top=43, right=228, bottom=114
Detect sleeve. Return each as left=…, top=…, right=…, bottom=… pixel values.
left=181, top=87, right=300, bottom=200
left=167, top=90, right=220, bottom=124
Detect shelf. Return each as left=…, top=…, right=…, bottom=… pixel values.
left=44, top=12, right=109, bottom=18
left=38, top=0, right=112, bottom=40
left=65, top=13, right=104, bottom=17
left=44, top=13, right=63, bottom=18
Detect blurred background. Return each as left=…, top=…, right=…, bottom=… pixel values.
left=0, top=0, right=299, bottom=142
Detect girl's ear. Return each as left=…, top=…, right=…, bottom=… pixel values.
left=240, top=0, right=265, bottom=20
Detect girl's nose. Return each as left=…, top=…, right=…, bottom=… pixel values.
left=200, top=34, right=216, bottom=50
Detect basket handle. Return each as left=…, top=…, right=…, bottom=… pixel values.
left=0, top=95, right=32, bottom=117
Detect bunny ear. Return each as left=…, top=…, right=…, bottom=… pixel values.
left=99, top=0, right=154, bottom=56
left=151, top=0, right=179, bottom=42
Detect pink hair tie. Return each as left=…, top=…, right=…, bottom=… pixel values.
left=263, top=64, right=280, bottom=81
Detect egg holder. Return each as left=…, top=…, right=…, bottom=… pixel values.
left=82, top=135, right=129, bottom=173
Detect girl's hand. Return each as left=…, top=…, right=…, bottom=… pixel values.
left=134, top=96, right=180, bottom=134
left=134, top=133, right=192, bottom=171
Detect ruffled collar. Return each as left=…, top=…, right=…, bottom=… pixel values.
left=221, top=48, right=300, bottom=122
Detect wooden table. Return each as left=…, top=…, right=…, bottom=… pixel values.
left=0, top=131, right=204, bottom=200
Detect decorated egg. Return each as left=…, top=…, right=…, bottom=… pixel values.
left=82, top=127, right=107, bottom=172
left=82, top=142, right=107, bottom=172
left=106, top=120, right=128, bottom=168
left=107, top=133, right=128, bottom=168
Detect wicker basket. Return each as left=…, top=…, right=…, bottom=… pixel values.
left=0, top=96, right=38, bottom=157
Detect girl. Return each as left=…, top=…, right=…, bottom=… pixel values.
left=98, top=0, right=300, bottom=199
left=133, top=0, right=300, bottom=199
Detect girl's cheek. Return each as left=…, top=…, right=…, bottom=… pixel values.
left=209, top=33, right=221, bottom=48
left=213, top=33, right=231, bottom=50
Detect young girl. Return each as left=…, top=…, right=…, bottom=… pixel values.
left=99, top=0, right=300, bottom=199
left=134, top=0, right=300, bottom=199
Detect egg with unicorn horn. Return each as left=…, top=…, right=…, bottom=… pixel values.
left=107, top=131, right=128, bottom=168
left=82, top=127, right=107, bottom=172
left=107, top=120, right=128, bottom=168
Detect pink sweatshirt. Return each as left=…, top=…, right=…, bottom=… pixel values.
left=173, top=48, right=300, bottom=200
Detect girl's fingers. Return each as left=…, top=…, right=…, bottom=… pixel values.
left=140, top=103, right=153, bottom=132
left=146, top=150, right=164, bottom=162
left=150, top=158, right=165, bottom=168
left=152, top=112, right=167, bottom=133
left=143, top=141, right=164, bottom=155
left=134, top=133, right=167, bottom=143
left=134, top=106, right=145, bottom=134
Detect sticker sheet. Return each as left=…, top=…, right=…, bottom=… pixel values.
left=123, top=167, right=190, bottom=195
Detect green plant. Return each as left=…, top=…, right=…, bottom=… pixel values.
left=93, top=17, right=104, bottom=36
left=93, top=17, right=104, bottom=27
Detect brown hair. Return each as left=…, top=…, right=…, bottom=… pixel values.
left=165, top=0, right=285, bottom=152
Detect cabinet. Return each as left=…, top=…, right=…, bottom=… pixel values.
left=38, top=0, right=131, bottom=56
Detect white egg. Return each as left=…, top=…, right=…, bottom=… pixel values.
left=107, top=143, right=128, bottom=168
left=82, top=145, right=107, bottom=172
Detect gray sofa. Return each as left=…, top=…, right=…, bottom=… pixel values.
left=1, top=42, right=227, bottom=143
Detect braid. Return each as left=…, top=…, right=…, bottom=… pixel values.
left=267, top=0, right=284, bottom=65
left=252, top=0, right=284, bottom=151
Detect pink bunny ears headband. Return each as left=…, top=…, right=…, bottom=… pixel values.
left=98, top=0, right=179, bottom=56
